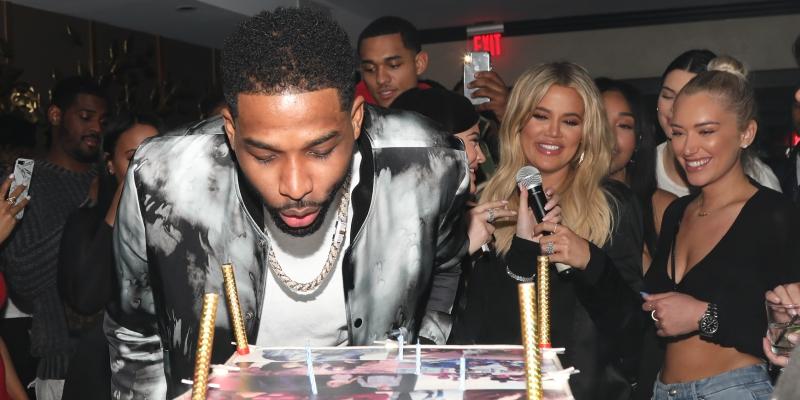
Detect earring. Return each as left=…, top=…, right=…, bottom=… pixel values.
left=656, top=106, right=660, bottom=112
left=577, top=151, right=585, bottom=165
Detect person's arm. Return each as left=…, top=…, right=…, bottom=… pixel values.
left=418, top=159, right=471, bottom=344
left=0, top=175, right=29, bottom=245
left=57, top=211, right=114, bottom=315
left=0, top=338, right=28, bottom=400
left=602, top=182, right=645, bottom=293
left=107, top=161, right=167, bottom=399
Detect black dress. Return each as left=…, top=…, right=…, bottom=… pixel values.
left=452, top=180, right=646, bottom=400
left=57, top=174, right=116, bottom=400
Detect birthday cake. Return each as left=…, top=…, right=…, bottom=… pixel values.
left=175, top=344, right=575, bottom=399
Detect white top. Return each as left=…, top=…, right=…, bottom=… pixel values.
left=656, top=142, right=782, bottom=197
left=256, top=152, right=361, bottom=347
left=656, top=142, right=690, bottom=197
left=1, top=298, right=30, bottom=319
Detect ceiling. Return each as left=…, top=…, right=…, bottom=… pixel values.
left=8, top=0, right=778, bottom=48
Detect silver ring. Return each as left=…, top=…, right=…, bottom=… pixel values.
left=487, top=208, right=496, bottom=224
left=545, top=241, right=554, bottom=256
left=6, top=196, right=16, bottom=204
left=651, top=310, right=658, bottom=322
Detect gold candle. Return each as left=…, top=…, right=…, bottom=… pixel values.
left=518, top=282, right=543, bottom=400
left=221, top=263, right=249, bottom=355
left=537, top=256, right=551, bottom=348
left=192, top=293, right=218, bottom=400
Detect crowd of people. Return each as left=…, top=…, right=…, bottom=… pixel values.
left=0, top=6, right=799, bottom=400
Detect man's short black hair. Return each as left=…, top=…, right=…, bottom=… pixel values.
left=50, top=76, right=107, bottom=111
left=357, top=16, right=421, bottom=55
left=221, top=7, right=356, bottom=116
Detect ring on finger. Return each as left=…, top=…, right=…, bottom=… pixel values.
left=545, top=241, right=554, bottom=256
left=553, top=223, right=558, bottom=234
left=487, top=208, right=496, bottom=224
left=651, top=310, right=658, bottom=322
left=6, top=196, right=16, bottom=204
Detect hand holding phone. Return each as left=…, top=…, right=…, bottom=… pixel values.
left=9, top=158, right=33, bottom=220
left=0, top=173, right=30, bottom=243
left=463, top=51, right=491, bottom=105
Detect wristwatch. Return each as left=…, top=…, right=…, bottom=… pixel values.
left=698, top=303, right=719, bottom=338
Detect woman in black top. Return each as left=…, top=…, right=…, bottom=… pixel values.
left=57, top=113, right=160, bottom=399
left=642, top=56, right=800, bottom=400
left=452, top=62, right=645, bottom=400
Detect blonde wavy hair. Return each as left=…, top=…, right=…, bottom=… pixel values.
left=481, top=62, right=615, bottom=255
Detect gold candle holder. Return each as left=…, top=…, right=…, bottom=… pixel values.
left=518, top=282, right=543, bottom=400
left=222, top=263, right=250, bottom=355
left=537, top=256, right=551, bottom=348
left=192, top=293, right=218, bottom=400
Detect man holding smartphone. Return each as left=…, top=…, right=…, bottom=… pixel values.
left=357, top=17, right=510, bottom=121
left=0, top=76, right=107, bottom=400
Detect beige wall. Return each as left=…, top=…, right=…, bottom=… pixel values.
left=422, top=14, right=800, bottom=89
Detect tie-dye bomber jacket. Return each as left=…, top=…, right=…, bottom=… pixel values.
left=104, top=105, right=470, bottom=399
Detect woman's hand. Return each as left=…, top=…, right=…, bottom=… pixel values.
left=763, top=336, right=797, bottom=367
left=762, top=283, right=800, bottom=367
left=467, top=200, right=516, bottom=255
left=515, top=185, right=562, bottom=243
left=0, top=175, right=30, bottom=245
left=766, top=283, right=800, bottom=306
left=642, top=292, right=708, bottom=337
left=534, top=221, right=590, bottom=270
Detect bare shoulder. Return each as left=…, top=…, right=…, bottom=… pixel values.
left=652, top=189, right=678, bottom=215
left=651, top=189, right=678, bottom=235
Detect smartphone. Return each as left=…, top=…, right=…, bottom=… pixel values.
left=9, top=158, right=33, bottom=219
left=463, top=51, right=491, bottom=105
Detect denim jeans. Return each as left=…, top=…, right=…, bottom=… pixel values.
left=652, top=364, right=772, bottom=400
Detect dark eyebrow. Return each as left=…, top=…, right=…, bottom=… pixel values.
left=661, top=86, right=676, bottom=94
left=383, top=55, right=402, bottom=63
left=306, top=131, right=339, bottom=147
left=79, top=108, right=98, bottom=114
left=243, top=131, right=340, bottom=152
left=694, top=121, right=720, bottom=128
left=243, top=138, right=280, bottom=152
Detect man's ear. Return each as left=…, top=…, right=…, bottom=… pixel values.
left=350, top=96, right=365, bottom=140
left=48, top=105, right=62, bottom=126
left=221, top=106, right=237, bottom=152
left=414, top=51, right=429, bottom=77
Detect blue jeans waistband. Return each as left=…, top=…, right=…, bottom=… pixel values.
left=653, top=364, right=771, bottom=400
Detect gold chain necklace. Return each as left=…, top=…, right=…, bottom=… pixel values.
left=266, top=176, right=350, bottom=295
left=697, top=196, right=735, bottom=217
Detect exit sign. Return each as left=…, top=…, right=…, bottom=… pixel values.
left=472, top=33, right=502, bottom=57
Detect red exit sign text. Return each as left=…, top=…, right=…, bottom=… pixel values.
left=472, top=33, right=502, bottom=57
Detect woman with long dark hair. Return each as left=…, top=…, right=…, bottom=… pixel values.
left=597, top=78, right=676, bottom=271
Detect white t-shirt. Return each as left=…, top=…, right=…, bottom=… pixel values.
left=256, top=152, right=360, bottom=347
left=656, top=142, right=782, bottom=196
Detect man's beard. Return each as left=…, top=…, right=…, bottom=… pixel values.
left=265, top=168, right=350, bottom=237
left=66, top=133, right=102, bottom=163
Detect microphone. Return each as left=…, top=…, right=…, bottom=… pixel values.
left=515, top=166, right=573, bottom=276
left=515, top=166, right=549, bottom=222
